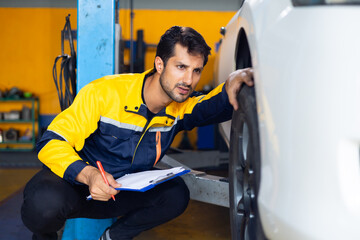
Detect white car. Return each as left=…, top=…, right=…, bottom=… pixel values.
left=214, top=0, right=360, bottom=239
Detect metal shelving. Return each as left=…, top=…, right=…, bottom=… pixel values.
left=0, top=98, right=39, bottom=151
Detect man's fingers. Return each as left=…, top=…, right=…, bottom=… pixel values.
left=225, top=68, right=254, bottom=111
left=242, top=69, right=254, bottom=86
left=89, top=189, right=110, bottom=201
left=107, top=173, right=122, bottom=188
left=106, top=174, right=121, bottom=196
left=229, top=97, right=239, bottom=111
left=103, top=177, right=120, bottom=196
left=104, top=184, right=119, bottom=196
left=228, top=83, right=240, bottom=111
left=89, top=178, right=119, bottom=201
left=91, top=193, right=110, bottom=201
left=91, top=185, right=118, bottom=201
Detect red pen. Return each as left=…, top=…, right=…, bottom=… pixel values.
left=96, top=161, right=115, bottom=201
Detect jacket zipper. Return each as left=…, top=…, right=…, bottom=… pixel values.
left=131, top=122, right=162, bottom=166
left=131, top=119, right=151, bottom=164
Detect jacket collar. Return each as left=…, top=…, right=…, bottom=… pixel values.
left=124, top=69, right=154, bottom=114
left=124, top=69, right=182, bottom=122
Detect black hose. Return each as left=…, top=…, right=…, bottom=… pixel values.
left=52, top=14, right=77, bottom=111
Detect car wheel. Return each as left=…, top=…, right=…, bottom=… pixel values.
left=229, top=84, right=266, bottom=240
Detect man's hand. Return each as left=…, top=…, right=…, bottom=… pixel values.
left=76, top=165, right=121, bottom=201
left=225, top=68, right=254, bottom=111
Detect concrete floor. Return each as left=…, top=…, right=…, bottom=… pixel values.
left=0, top=167, right=231, bottom=240
left=0, top=168, right=40, bottom=202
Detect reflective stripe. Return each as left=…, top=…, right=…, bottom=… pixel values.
left=47, top=130, right=69, bottom=142
left=148, top=116, right=180, bottom=132
left=100, top=116, right=143, bottom=132
left=198, top=95, right=206, bottom=102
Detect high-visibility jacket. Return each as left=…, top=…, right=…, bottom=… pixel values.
left=37, top=69, right=233, bottom=184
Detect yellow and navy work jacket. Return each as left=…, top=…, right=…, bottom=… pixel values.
left=37, top=69, right=233, bottom=184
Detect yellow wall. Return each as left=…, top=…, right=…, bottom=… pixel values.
left=0, top=8, right=235, bottom=117
left=0, top=8, right=77, bottom=115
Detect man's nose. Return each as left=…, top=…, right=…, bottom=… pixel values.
left=183, top=70, right=193, bottom=86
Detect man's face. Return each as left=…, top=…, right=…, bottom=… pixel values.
left=159, top=44, right=204, bottom=103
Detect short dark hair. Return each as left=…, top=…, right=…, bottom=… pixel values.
left=155, top=26, right=211, bottom=68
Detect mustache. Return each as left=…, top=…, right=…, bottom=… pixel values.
left=176, top=83, right=192, bottom=91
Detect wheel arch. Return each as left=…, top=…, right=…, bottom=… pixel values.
left=235, top=28, right=252, bottom=69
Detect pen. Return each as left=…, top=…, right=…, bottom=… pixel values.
left=96, top=161, right=116, bottom=201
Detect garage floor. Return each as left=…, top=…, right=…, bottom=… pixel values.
left=0, top=167, right=231, bottom=239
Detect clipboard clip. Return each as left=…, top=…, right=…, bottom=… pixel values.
left=149, top=172, right=174, bottom=184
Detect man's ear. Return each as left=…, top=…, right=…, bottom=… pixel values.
left=155, top=56, right=164, bottom=74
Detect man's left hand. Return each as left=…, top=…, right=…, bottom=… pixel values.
left=225, top=68, right=254, bottom=111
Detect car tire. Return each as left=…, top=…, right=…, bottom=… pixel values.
left=229, top=84, right=266, bottom=240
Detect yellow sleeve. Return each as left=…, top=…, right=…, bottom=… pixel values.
left=38, top=82, right=103, bottom=183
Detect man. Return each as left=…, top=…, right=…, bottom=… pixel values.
left=21, top=26, right=253, bottom=240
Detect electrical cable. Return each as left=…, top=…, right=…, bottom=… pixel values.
left=52, top=14, right=77, bottom=111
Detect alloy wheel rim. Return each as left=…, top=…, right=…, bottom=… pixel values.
left=234, top=120, right=256, bottom=240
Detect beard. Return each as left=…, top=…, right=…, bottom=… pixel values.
left=159, top=71, right=193, bottom=103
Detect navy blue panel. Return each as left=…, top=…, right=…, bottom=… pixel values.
left=98, top=121, right=136, bottom=139
left=181, top=84, right=233, bottom=131
left=190, top=90, right=203, bottom=97
left=78, top=124, right=139, bottom=179
left=77, top=118, right=182, bottom=180
left=63, top=160, right=89, bottom=185
left=36, top=130, right=66, bottom=154
left=39, top=114, right=56, bottom=128
left=197, top=125, right=215, bottom=149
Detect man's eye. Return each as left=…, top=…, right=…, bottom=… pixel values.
left=177, top=65, right=185, bottom=69
left=194, top=69, right=202, bottom=74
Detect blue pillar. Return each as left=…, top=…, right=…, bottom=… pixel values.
left=62, top=218, right=116, bottom=240
left=77, top=0, right=116, bottom=91
left=62, top=1, right=116, bottom=239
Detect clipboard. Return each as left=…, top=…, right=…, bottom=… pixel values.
left=114, top=167, right=190, bottom=192
left=86, top=167, right=190, bottom=200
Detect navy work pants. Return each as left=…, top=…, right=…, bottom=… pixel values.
left=21, top=169, right=190, bottom=240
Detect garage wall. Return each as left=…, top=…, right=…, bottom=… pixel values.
left=0, top=7, right=78, bottom=119
left=0, top=0, right=237, bottom=129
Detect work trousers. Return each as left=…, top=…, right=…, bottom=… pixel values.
left=21, top=168, right=190, bottom=240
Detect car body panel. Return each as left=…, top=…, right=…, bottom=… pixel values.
left=214, top=1, right=360, bottom=239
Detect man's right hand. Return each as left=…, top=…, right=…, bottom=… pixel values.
left=225, top=68, right=254, bottom=111
left=76, top=165, right=121, bottom=201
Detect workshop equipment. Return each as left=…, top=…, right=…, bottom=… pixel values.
left=53, top=15, right=77, bottom=111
